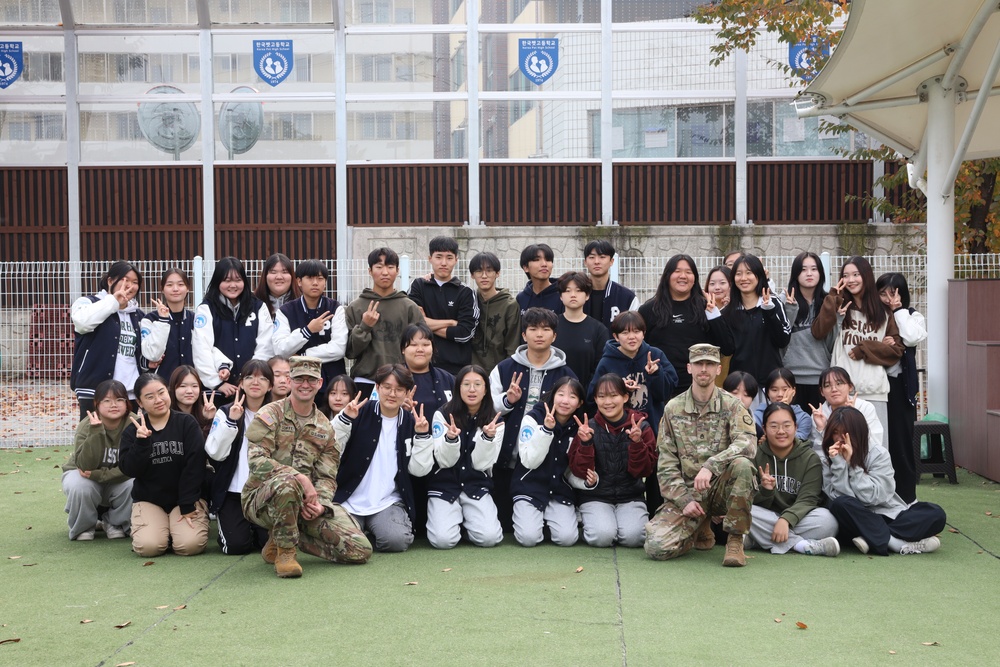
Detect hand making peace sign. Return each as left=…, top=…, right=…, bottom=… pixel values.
left=574, top=413, right=593, bottom=442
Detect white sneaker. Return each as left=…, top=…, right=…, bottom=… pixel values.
left=802, top=537, right=840, bottom=557
left=852, top=536, right=870, bottom=554
left=104, top=524, right=127, bottom=539
left=899, top=536, right=941, bottom=555
left=74, top=530, right=96, bottom=541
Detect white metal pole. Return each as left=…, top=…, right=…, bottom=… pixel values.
left=599, top=0, right=613, bottom=226
left=924, top=77, right=955, bottom=417
left=466, top=0, right=481, bottom=226
left=335, top=2, right=351, bottom=296
left=734, top=48, right=747, bottom=225
left=64, top=27, right=82, bottom=300
left=199, top=28, right=215, bottom=264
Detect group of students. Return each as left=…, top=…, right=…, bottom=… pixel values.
left=60, top=239, right=945, bottom=565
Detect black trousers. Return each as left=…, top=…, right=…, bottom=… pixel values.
left=217, top=491, right=269, bottom=555
left=829, top=495, right=946, bottom=556
left=885, top=374, right=918, bottom=504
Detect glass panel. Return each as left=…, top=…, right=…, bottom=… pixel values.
left=72, top=0, right=199, bottom=25
left=213, top=33, right=334, bottom=93
left=346, top=33, right=449, bottom=92
left=212, top=0, right=334, bottom=24
left=347, top=100, right=465, bottom=160
left=611, top=31, right=734, bottom=91
left=612, top=1, right=712, bottom=23
left=216, top=100, right=335, bottom=160
left=602, top=99, right=732, bottom=158
left=0, top=35, right=65, bottom=96
left=481, top=33, right=599, bottom=92
left=773, top=101, right=852, bottom=157
left=484, top=0, right=598, bottom=24
left=481, top=100, right=597, bottom=159
left=0, top=105, right=66, bottom=164
left=345, top=0, right=454, bottom=25
left=603, top=101, right=676, bottom=159
left=0, top=0, right=63, bottom=25
left=81, top=102, right=202, bottom=162
left=747, top=100, right=773, bottom=157
left=78, top=34, right=200, bottom=97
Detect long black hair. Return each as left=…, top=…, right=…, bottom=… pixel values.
left=787, top=251, right=828, bottom=325
left=650, top=254, right=706, bottom=327
left=840, top=256, right=888, bottom=330
left=203, top=257, right=255, bottom=324
left=439, top=365, right=497, bottom=430
left=101, top=261, right=142, bottom=295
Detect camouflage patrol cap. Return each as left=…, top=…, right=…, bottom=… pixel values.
left=289, top=356, right=323, bottom=379
left=688, top=343, right=721, bottom=364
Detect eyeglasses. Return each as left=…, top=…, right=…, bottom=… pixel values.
left=822, top=380, right=849, bottom=389
left=379, top=384, right=409, bottom=396
left=291, top=376, right=322, bottom=386
left=99, top=398, right=127, bottom=406
left=472, top=269, right=497, bottom=277
left=460, top=381, right=486, bottom=390
left=766, top=422, right=796, bottom=432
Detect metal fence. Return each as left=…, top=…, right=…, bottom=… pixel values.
left=2, top=253, right=996, bottom=447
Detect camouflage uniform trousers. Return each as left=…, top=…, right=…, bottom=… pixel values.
left=243, top=469, right=373, bottom=565
left=644, top=457, right=755, bottom=561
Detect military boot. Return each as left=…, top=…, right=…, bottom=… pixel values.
left=722, top=533, right=746, bottom=567
left=275, top=546, right=303, bottom=578
left=261, top=534, right=277, bottom=564
left=694, top=521, right=715, bottom=550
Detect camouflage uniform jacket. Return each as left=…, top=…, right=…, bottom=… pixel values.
left=656, top=386, right=756, bottom=511
left=242, top=398, right=340, bottom=512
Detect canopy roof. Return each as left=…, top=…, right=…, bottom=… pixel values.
left=797, top=0, right=1000, bottom=163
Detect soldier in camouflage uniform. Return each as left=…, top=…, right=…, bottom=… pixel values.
left=242, top=356, right=373, bottom=577
left=644, top=344, right=757, bottom=566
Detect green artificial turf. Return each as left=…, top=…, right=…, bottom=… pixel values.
left=1, top=448, right=998, bottom=667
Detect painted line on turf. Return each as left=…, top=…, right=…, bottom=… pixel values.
left=612, top=546, right=627, bottom=667
left=947, top=522, right=1000, bottom=560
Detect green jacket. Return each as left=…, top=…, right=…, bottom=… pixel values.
left=471, top=289, right=521, bottom=374
left=753, top=437, right=824, bottom=529
left=63, top=415, right=134, bottom=485
left=345, top=288, right=425, bottom=380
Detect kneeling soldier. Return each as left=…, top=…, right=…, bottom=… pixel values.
left=242, top=356, right=372, bottom=577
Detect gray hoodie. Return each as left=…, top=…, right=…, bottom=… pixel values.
left=822, top=443, right=907, bottom=519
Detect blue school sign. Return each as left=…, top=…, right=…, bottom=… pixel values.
left=788, top=37, right=830, bottom=82
left=519, top=38, right=558, bottom=85
left=254, top=40, right=293, bottom=87
left=0, top=42, right=23, bottom=89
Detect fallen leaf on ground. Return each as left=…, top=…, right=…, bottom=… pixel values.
left=560, top=586, right=566, bottom=590
left=25, top=526, right=31, bottom=530
left=889, top=650, right=896, bottom=654
left=774, top=618, right=782, bottom=623
left=441, top=568, right=452, bottom=572
left=986, top=512, right=993, bottom=516
left=80, top=619, right=93, bottom=624
left=922, top=641, right=940, bottom=646
left=947, top=528, right=959, bottom=533
left=22, top=563, right=37, bottom=567
left=173, top=605, right=186, bottom=611
left=8, top=556, right=20, bottom=560
left=154, top=605, right=169, bottom=609
left=795, top=622, right=808, bottom=629
left=575, top=567, right=584, bottom=573
left=114, top=621, right=131, bottom=629
left=115, top=662, right=137, bottom=666
left=404, top=581, right=418, bottom=586
left=0, top=638, right=21, bottom=645
left=143, top=561, right=155, bottom=567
